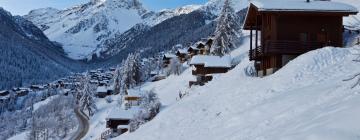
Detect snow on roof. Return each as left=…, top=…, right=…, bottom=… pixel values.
left=251, top=0, right=358, bottom=13
left=190, top=55, right=232, bottom=68
left=126, top=89, right=143, bottom=97
left=177, top=49, right=188, bottom=54
left=188, top=46, right=200, bottom=51
left=117, top=125, right=130, bottom=129
left=164, top=54, right=177, bottom=58
left=107, top=107, right=140, bottom=120
left=96, top=86, right=107, bottom=93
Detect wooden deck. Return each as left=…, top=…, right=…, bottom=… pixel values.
left=249, top=40, right=325, bottom=60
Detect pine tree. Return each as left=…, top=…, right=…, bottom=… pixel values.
left=212, top=0, right=242, bottom=56
left=78, top=74, right=97, bottom=116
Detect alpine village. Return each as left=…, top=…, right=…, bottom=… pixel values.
left=1, top=0, right=360, bottom=140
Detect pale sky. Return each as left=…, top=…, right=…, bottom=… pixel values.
left=0, top=0, right=208, bottom=15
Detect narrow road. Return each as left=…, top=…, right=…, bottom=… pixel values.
left=70, top=107, right=89, bottom=140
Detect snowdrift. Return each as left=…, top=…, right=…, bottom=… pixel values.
left=115, top=46, right=360, bottom=140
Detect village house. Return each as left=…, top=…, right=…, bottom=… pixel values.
left=96, top=86, right=108, bottom=98
left=105, top=107, right=140, bottom=138
left=162, top=54, right=177, bottom=67
left=122, top=90, right=142, bottom=109
left=176, top=49, right=189, bottom=63
left=189, top=55, right=232, bottom=87
left=0, top=90, right=10, bottom=96
left=187, top=46, right=200, bottom=58
left=243, top=0, right=358, bottom=76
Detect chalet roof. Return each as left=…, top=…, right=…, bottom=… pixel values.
left=188, top=46, right=199, bottom=51
left=107, top=107, right=140, bottom=120
left=251, top=0, right=358, bottom=13
left=190, top=55, right=232, bottom=68
left=177, top=49, right=188, bottom=54
left=163, top=54, right=177, bottom=59
left=96, top=86, right=107, bottom=93
left=125, top=89, right=144, bottom=98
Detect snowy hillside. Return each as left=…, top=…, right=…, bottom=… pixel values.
left=112, top=37, right=360, bottom=140
left=0, top=7, right=84, bottom=90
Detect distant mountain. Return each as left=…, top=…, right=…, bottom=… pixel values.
left=24, top=0, right=201, bottom=60
left=93, top=0, right=248, bottom=64
left=0, top=7, right=84, bottom=90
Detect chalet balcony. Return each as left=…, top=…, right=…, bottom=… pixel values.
left=249, top=46, right=263, bottom=61
left=249, top=40, right=325, bottom=60
left=264, top=40, right=325, bottom=55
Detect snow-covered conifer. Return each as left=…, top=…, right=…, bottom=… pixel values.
left=212, top=0, right=242, bottom=56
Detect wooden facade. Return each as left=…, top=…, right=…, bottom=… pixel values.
left=106, top=118, right=130, bottom=134
left=176, top=50, right=188, bottom=63
left=188, top=47, right=200, bottom=58
left=244, top=2, right=358, bottom=76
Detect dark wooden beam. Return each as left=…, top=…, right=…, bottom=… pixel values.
left=250, top=27, right=253, bottom=58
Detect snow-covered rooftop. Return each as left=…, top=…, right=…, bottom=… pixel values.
left=96, top=86, right=107, bottom=93
left=190, top=55, right=232, bottom=68
left=164, top=54, right=177, bottom=58
left=251, top=0, right=358, bottom=13
left=107, top=107, right=140, bottom=120
left=177, top=49, right=188, bottom=54
left=126, top=89, right=143, bottom=97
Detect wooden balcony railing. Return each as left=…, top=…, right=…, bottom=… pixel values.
left=249, top=40, right=325, bottom=60
left=265, top=40, right=325, bottom=54
left=249, top=46, right=263, bottom=61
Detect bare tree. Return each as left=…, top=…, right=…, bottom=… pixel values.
left=343, top=48, right=360, bottom=88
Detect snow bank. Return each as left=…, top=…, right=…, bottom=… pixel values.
left=115, top=44, right=360, bottom=140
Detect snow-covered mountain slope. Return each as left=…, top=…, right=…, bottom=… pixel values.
left=24, top=0, right=202, bottom=60
left=143, top=5, right=202, bottom=26
left=114, top=38, right=360, bottom=140
left=200, top=0, right=249, bottom=15
left=24, top=0, right=248, bottom=61
left=24, top=0, right=147, bottom=60
left=0, top=7, right=84, bottom=90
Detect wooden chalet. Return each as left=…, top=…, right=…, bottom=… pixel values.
left=243, top=0, right=358, bottom=76
left=106, top=107, right=140, bottom=137
left=196, top=42, right=206, bottom=54
left=96, top=86, right=108, bottom=98
left=187, top=47, right=200, bottom=58
left=122, top=90, right=142, bottom=109
left=0, top=90, right=9, bottom=96
left=162, top=54, right=177, bottom=67
left=176, top=49, right=189, bottom=63
left=189, top=55, right=232, bottom=87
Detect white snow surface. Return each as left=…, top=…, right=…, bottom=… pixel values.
left=111, top=37, right=360, bottom=140
left=107, top=107, right=140, bottom=120
left=251, top=0, right=358, bottom=12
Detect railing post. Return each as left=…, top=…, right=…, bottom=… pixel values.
left=250, top=27, right=253, bottom=59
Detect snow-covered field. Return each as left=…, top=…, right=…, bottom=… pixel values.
left=109, top=38, right=360, bottom=140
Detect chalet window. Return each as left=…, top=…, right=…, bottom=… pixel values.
left=300, top=33, right=308, bottom=42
